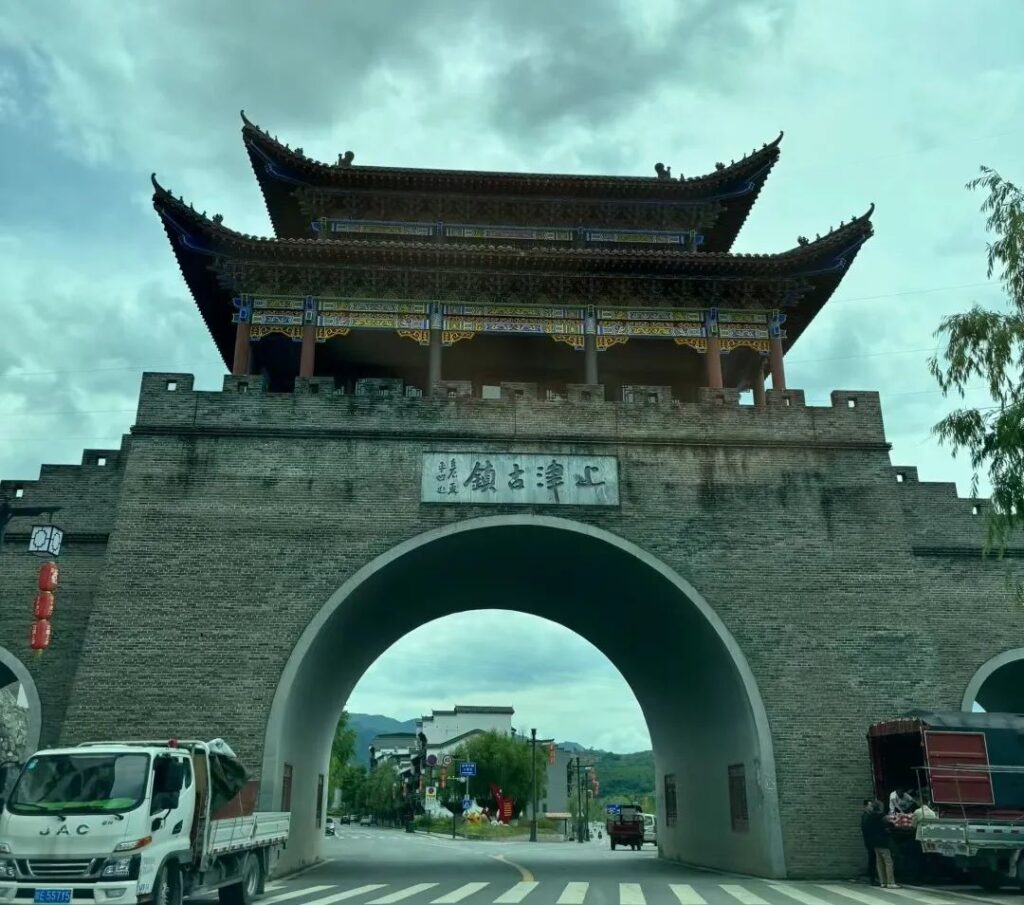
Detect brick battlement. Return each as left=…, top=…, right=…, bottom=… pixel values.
left=888, top=463, right=1022, bottom=553
left=133, top=372, right=891, bottom=450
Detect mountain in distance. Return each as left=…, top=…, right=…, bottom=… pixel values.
left=559, top=744, right=655, bottom=803
left=347, top=712, right=417, bottom=764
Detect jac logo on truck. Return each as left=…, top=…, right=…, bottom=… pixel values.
left=39, top=825, right=89, bottom=836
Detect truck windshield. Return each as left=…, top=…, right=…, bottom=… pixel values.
left=8, top=753, right=150, bottom=815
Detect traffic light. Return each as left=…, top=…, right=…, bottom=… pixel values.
left=567, top=761, right=573, bottom=794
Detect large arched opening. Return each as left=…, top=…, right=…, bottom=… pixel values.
left=260, top=516, right=785, bottom=877
left=0, top=645, right=42, bottom=763
left=962, top=648, right=1024, bottom=713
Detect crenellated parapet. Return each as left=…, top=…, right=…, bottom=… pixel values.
left=888, top=464, right=1024, bottom=555
left=131, top=372, right=890, bottom=451
left=0, top=440, right=127, bottom=547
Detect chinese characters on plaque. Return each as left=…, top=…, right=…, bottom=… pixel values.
left=420, top=454, right=619, bottom=506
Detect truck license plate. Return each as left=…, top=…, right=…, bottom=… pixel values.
left=34, top=890, right=72, bottom=904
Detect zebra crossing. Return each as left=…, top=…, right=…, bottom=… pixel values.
left=245, top=880, right=984, bottom=905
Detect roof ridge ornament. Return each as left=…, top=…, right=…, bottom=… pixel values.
left=654, top=162, right=673, bottom=181
left=337, top=151, right=354, bottom=168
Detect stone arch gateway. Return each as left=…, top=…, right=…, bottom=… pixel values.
left=260, top=515, right=785, bottom=876
left=3, top=374, right=1024, bottom=880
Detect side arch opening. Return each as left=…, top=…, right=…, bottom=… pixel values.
left=0, top=645, right=42, bottom=763
left=962, top=648, right=1024, bottom=713
left=260, top=515, right=785, bottom=877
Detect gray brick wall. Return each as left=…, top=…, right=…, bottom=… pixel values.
left=0, top=443, right=127, bottom=747
left=4, top=372, right=1022, bottom=877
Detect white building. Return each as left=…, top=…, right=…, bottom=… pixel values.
left=418, top=705, right=514, bottom=749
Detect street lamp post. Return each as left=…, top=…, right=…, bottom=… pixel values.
left=583, top=768, right=592, bottom=841
left=575, top=756, right=584, bottom=844
left=529, top=728, right=538, bottom=843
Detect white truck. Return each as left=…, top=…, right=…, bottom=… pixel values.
left=0, top=740, right=290, bottom=905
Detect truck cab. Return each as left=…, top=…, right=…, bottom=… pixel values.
left=0, top=741, right=288, bottom=905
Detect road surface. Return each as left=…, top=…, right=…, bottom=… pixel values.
left=221, top=828, right=1017, bottom=905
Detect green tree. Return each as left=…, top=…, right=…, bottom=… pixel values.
left=365, top=762, right=400, bottom=817
left=930, top=167, right=1024, bottom=553
left=329, top=712, right=357, bottom=795
left=337, top=763, right=367, bottom=814
left=450, top=731, right=546, bottom=813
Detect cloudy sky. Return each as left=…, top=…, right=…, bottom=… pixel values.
left=1, top=2, right=1021, bottom=751
left=347, top=611, right=649, bottom=753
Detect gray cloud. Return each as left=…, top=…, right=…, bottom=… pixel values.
left=347, top=611, right=650, bottom=751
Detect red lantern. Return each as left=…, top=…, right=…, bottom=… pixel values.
left=30, top=619, right=51, bottom=651
left=38, top=562, right=59, bottom=592
left=548, top=743, right=556, bottom=766
left=34, top=591, right=55, bottom=620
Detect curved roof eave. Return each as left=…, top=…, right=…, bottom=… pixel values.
left=152, top=175, right=234, bottom=369
left=240, top=111, right=783, bottom=247
left=153, top=177, right=872, bottom=278
left=241, top=111, right=782, bottom=195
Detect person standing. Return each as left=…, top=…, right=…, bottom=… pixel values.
left=865, top=801, right=898, bottom=888
left=861, top=800, right=880, bottom=885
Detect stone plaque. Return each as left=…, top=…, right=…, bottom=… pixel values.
left=421, top=453, right=619, bottom=506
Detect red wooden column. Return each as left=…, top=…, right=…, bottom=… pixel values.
left=299, top=296, right=318, bottom=378
left=769, top=311, right=787, bottom=391
left=232, top=298, right=252, bottom=376
left=428, top=303, right=443, bottom=395
left=704, top=309, right=723, bottom=389
left=583, top=307, right=598, bottom=385
left=752, top=361, right=767, bottom=406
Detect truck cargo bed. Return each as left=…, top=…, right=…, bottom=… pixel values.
left=208, top=812, right=290, bottom=855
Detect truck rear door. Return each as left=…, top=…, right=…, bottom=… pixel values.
left=924, top=730, right=995, bottom=807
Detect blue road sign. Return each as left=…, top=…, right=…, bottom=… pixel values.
left=606, top=804, right=620, bottom=815
left=462, top=798, right=472, bottom=810
left=458, top=761, right=477, bottom=777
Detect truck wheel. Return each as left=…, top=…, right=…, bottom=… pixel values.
left=153, top=864, right=182, bottom=905
left=974, top=868, right=1003, bottom=892
left=219, top=855, right=262, bottom=905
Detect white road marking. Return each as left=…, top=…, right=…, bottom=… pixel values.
left=822, top=886, right=909, bottom=905
left=721, top=886, right=769, bottom=905
left=305, top=888, right=389, bottom=905
left=263, top=887, right=336, bottom=905
left=432, top=884, right=489, bottom=904
left=769, top=885, right=836, bottom=905
left=494, top=883, right=539, bottom=904
left=557, top=883, right=589, bottom=905
left=883, top=891, right=956, bottom=905
left=369, top=885, right=439, bottom=905
left=670, top=886, right=707, bottom=905
left=620, top=884, right=645, bottom=905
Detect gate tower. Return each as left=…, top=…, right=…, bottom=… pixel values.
left=2, top=113, right=1022, bottom=879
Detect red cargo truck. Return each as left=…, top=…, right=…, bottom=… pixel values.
left=606, top=804, right=644, bottom=851
left=868, top=711, right=1024, bottom=890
